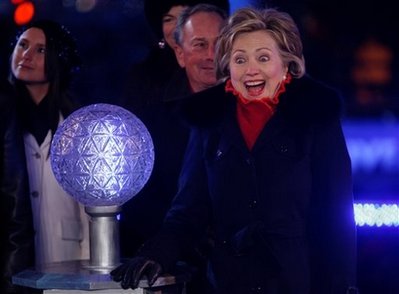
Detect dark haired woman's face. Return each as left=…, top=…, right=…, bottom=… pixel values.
left=162, top=5, right=187, bottom=48
left=12, top=27, right=48, bottom=84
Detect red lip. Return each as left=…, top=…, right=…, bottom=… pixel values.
left=18, top=63, right=34, bottom=70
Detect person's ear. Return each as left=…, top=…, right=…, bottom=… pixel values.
left=174, top=45, right=185, bottom=68
left=284, top=65, right=289, bottom=78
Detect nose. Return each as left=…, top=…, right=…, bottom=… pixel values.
left=205, top=43, right=216, bottom=60
left=245, top=60, right=261, bottom=76
left=22, top=47, right=33, bottom=60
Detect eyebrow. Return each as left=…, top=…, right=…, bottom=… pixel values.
left=19, top=38, right=46, bottom=47
left=232, top=47, right=273, bottom=54
left=18, top=37, right=28, bottom=43
left=256, top=47, right=272, bottom=52
left=190, top=36, right=207, bottom=43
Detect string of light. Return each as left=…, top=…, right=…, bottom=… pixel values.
left=354, top=203, right=399, bottom=227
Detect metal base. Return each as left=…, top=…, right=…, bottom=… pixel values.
left=12, top=260, right=189, bottom=294
left=85, top=206, right=121, bottom=269
left=44, top=290, right=141, bottom=294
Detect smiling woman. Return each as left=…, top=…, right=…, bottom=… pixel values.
left=228, top=30, right=288, bottom=99
left=7, top=19, right=90, bottom=276
left=11, top=27, right=47, bottom=89
left=111, top=7, right=359, bottom=294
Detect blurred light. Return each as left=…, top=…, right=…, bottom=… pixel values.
left=75, top=0, right=96, bottom=13
left=229, top=0, right=252, bottom=13
left=346, top=138, right=398, bottom=172
left=354, top=203, right=399, bottom=227
left=342, top=120, right=399, bottom=173
left=14, top=1, right=35, bottom=25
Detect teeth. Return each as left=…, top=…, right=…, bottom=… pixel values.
left=245, top=81, right=264, bottom=87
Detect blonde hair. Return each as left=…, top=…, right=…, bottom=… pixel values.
left=215, top=7, right=306, bottom=81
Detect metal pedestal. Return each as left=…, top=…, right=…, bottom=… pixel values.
left=12, top=260, right=189, bottom=294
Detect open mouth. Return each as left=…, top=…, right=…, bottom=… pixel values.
left=245, top=80, right=265, bottom=97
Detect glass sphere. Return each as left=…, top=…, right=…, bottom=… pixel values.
left=50, top=103, right=154, bottom=207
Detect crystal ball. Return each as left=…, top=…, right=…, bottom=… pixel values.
left=50, top=103, right=154, bottom=207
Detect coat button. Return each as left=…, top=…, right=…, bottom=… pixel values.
left=249, top=200, right=257, bottom=208
left=34, top=152, right=41, bottom=159
left=280, top=144, right=288, bottom=153
left=31, top=191, right=39, bottom=198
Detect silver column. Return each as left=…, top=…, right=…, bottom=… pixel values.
left=85, top=205, right=121, bottom=270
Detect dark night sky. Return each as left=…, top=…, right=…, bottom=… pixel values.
left=1, top=0, right=398, bottom=105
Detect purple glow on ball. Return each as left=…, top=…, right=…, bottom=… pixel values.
left=50, top=103, right=154, bottom=207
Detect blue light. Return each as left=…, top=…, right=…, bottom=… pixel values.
left=354, top=203, right=399, bottom=227
left=342, top=120, right=399, bottom=173
left=229, top=0, right=253, bottom=13
left=51, top=103, right=155, bottom=207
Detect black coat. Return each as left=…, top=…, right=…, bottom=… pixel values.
left=120, top=57, right=208, bottom=294
left=139, top=76, right=357, bottom=294
left=0, top=80, right=35, bottom=294
left=119, top=54, right=193, bottom=257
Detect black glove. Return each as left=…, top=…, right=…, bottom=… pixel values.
left=347, top=287, right=360, bottom=294
left=110, top=256, right=162, bottom=290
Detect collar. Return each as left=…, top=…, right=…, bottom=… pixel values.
left=224, top=73, right=292, bottom=107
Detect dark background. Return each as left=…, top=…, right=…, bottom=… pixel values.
left=1, top=0, right=398, bottom=106
left=1, top=0, right=398, bottom=293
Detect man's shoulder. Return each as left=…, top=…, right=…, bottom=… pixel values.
left=174, top=82, right=229, bottom=127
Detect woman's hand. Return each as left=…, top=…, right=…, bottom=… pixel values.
left=110, top=256, right=162, bottom=289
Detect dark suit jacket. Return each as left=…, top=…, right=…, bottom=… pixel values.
left=119, top=64, right=192, bottom=257
left=138, top=76, right=357, bottom=294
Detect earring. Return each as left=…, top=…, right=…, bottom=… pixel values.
left=158, top=39, right=165, bottom=49
left=283, top=74, right=287, bottom=80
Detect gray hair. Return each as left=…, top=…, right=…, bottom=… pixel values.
left=174, top=3, right=228, bottom=46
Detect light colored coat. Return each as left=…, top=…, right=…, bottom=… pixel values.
left=24, top=129, right=90, bottom=266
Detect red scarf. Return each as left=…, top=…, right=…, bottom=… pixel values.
left=225, top=75, right=291, bottom=150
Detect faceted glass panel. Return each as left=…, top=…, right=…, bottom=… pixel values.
left=51, top=103, right=154, bottom=207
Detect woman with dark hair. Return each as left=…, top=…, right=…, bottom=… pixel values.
left=8, top=20, right=90, bottom=268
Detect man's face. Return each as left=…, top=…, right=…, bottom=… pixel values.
left=175, top=11, right=224, bottom=93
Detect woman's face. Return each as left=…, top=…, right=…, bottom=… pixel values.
left=162, top=5, right=187, bottom=48
left=229, top=30, right=287, bottom=100
left=11, top=27, right=47, bottom=84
